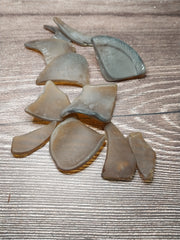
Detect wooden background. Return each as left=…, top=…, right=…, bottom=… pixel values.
left=0, top=0, right=180, bottom=239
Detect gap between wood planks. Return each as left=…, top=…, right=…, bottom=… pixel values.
left=0, top=110, right=179, bottom=127
left=0, top=12, right=179, bottom=17
left=115, top=110, right=180, bottom=117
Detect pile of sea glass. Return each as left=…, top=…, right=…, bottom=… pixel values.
left=11, top=17, right=156, bottom=182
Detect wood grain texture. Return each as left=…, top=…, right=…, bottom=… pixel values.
left=0, top=0, right=180, bottom=239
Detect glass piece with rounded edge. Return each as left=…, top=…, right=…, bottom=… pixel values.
left=25, top=38, right=75, bottom=65
left=11, top=121, right=57, bottom=157
left=92, top=35, right=146, bottom=82
left=44, top=25, right=71, bottom=42
left=102, top=123, right=136, bottom=181
left=61, top=84, right=117, bottom=123
left=36, top=52, right=89, bottom=86
left=25, top=81, right=70, bottom=121
left=53, top=17, right=92, bottom=46
left=128, top=132, right=156, bottom=182
left=50, top=118, right=105, bottom=171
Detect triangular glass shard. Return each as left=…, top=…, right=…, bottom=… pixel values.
left=50, top=118, right=105, bottom=171
left=92, top=35, right=146, bottom=82
left=44, top=25, right=71, bottom=42
left=11, top=121, right=57, bottom=157
left=102, top=123, right=136, bottom=180
left=53, top=17, right=92, bottom=46
left=25, top=81, right=70, bottom=121
left=25, top=38, right=75, bottom=65
left=128, top=132, right=156, bottom=182
left=61, top=84, right=117, bottom=123
left=36, top=52, right=89, bottom=86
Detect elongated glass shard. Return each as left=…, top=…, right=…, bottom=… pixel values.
left=61, top=84, right=117, bottom=123
left=25, top=38, right=75, bottom=65
left=128, top=132, right=156, bottom=182
left=25, top=81, right=70, bottom=121
left=53, top=17, right=92, bottom=46
left=50, top=118, right=105, bottom=171
left=102, top=123, right=136, bottom=180
left=11, top=121, right=57, bottom=157
left=36, top=52, right=89, bottom=86
left=92, top=35, right=146, bottom=82
left=44, top=25, right=71, bottom=42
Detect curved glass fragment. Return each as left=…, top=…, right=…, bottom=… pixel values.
left=128, top=132, right=156, bottom=182
left=92, top=35, right=146, bottom=81
left=102, top=123, right=136, bottom=181
left=36, top=52, right=89, bottom=86
left=50, top=118, right=105, bottom=171
left=25, top=38, right=75, bottom=64
left=25, top=81, right=70, bottom=121
left=44, top=25, right=71, bottom=42
left=11, top=121, right=57, bottom=157
left=61, top=84, right=117, bottom=123
left=53, top=17, right=92, bottom=46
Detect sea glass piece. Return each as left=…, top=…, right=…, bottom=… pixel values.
left=50, top=118, right=105, bottom=171
left=44, top=25, right=71, bottom=42
left=128, top=132, right=156, bottom=182
left=92, top=35, right=146, bottom=82
left=36, top=52, right=89, bottom=86
left=61, top=84, right=117, bottom=123
left=53, top=17, right=92, bottom=46
left=24, top=38, right=75, bottom=65
left=25, top=81, right=70, bottom=121
left=11, top=121, right=57, bottom=157
left=102, top=123, right=136, bottom=180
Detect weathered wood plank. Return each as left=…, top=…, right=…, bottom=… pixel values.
left=1, top=0, right=180, bottom=16
left=0, top=12, right=180, bottom=124
left=0, top=113, right=180, bottom=239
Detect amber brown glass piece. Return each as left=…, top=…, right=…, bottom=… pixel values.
left=61, top=84, right=117, bottom=123
left=53, top=17, right=92, bottom=46
left=25, top=81, right=70, bottom=121
left=36, top=52, right=89, bottom=86
left=92, top=35, right=146, bottom=82
left=25, top=38, right=75, bottom=65
left=128, top=132, right=156, bottom=182
left=102, top=123, right=136, bottom=181
left=11, top=121, right=57, bottom=157
left=50, top=118, right=105, bottom=171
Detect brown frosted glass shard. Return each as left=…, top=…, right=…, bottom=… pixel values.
left=11, top=121, right=57, bottom=157
left=92, top=35, right=146, bottom=82
left=36, top=53, right=89, bottom=86
left=128, top=132, right=156, bottom=182
left=24, top=38, right=75, bottom=65
left=102, top=123, right=136, bottom=181
left=25, top=81, right=70, bottom=121
left=61, top=84, right=117, bottom=123
left=44, top=25, right=71, bottom=42
left=50, top=118, right=105, bottom=171
left=53, top=17, right=92, bottom=46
